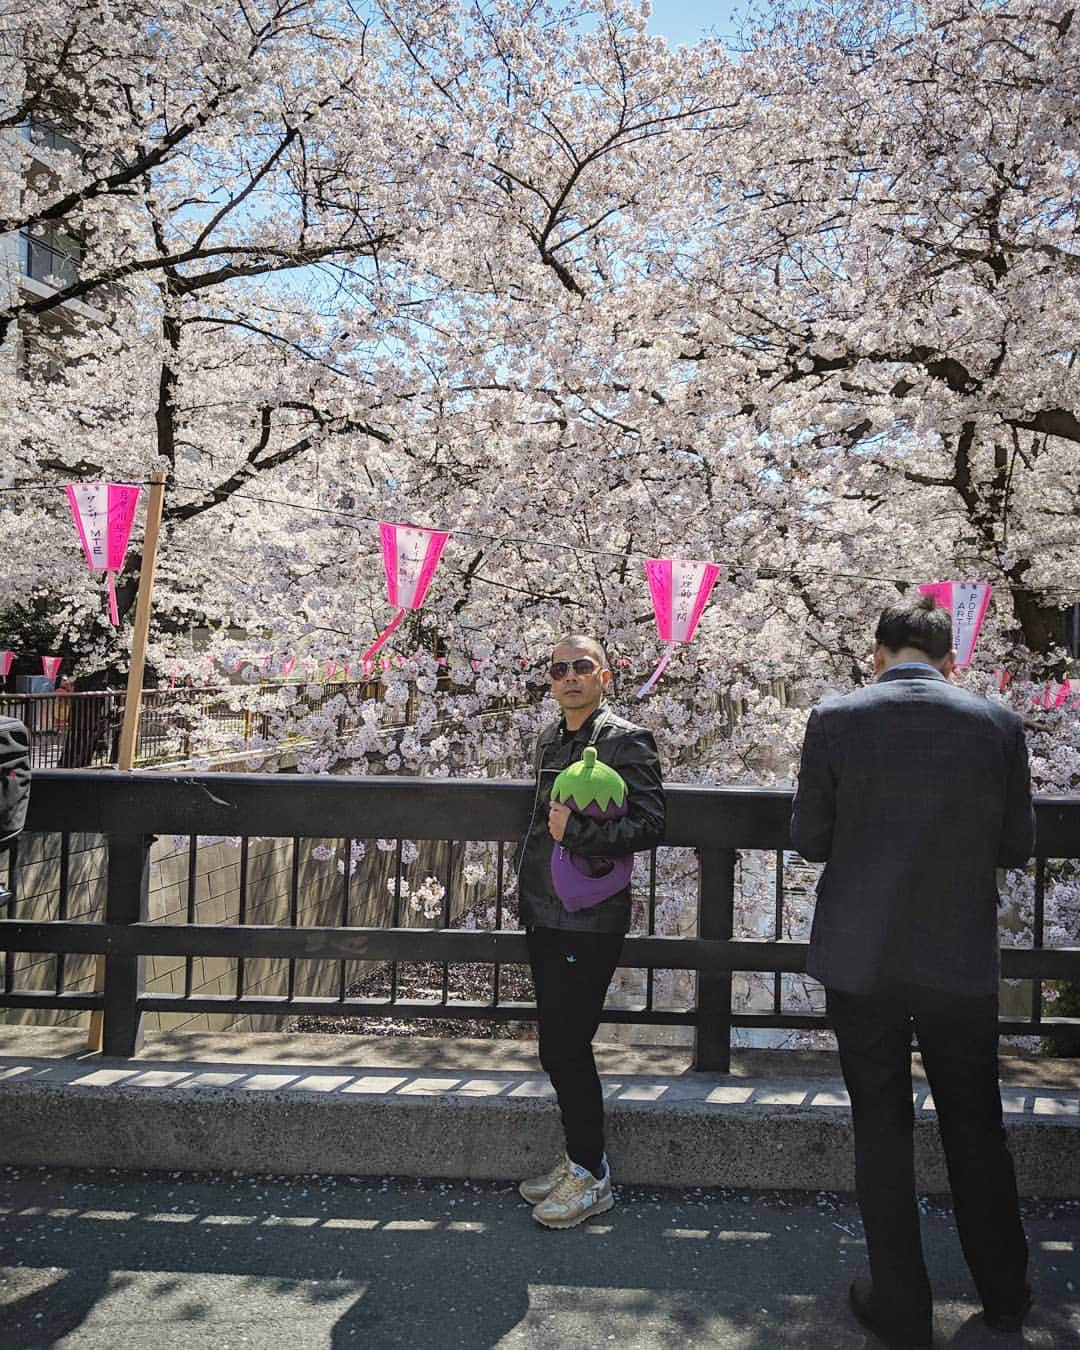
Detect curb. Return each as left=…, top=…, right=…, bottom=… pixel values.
left=2, top=1052, right=1077, bottom=1194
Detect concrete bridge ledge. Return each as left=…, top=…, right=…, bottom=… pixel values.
left=1, top=1028, right=1077, bottom=1196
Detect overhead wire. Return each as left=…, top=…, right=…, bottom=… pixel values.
left=2, top=476, right=1078, bottom=597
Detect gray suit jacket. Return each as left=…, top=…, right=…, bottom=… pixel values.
left=790, top=665, right=1035, bottom=996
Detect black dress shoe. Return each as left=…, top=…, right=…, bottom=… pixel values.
left=849, top=1280, right=933, bottom=1348
left=983, top=1285, right=1033, bottom=1332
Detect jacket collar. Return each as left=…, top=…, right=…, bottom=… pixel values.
left=876, top=663, right=948, bottom=685
left=560, top=701, right=609, bottom=740
left=540, top=700, right=610, bottom=747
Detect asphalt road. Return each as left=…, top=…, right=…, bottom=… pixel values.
left=1, top=1167, right=1077, bottom=1348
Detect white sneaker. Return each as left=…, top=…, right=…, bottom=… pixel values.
left=519, top=1154, right=571, bottom=1206
left=532, top=1161, right=613, bottom=1229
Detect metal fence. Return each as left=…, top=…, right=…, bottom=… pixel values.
left=0, top=682, right=383, bottom=769
left=1, top=772, right=1077, bottom=1069
left=2, top=675, right=788, bottom=772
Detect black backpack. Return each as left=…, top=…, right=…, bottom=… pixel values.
left=0, top=716, right=31, bottom=846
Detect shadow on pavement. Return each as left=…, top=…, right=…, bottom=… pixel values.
left=0, top=1168, right=1076, bottom=1348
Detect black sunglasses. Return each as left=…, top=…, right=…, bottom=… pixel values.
left=549, top=658, right=599, bottom=681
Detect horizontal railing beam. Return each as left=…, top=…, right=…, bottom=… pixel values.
left=2, top=988, right=1076, bottom=1036
left=23, top=771, right=1078, bottom=854
left=2, top=920, right=1078, bottom=980
left=138, top=996, right=694, bottom=1025
left=26, top=772, right=533, bottom=841
left=0, top=992, right=101, bottom=1011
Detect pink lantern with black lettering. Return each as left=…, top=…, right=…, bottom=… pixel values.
left=42, top=656, right=62, bottom=680
left=918, top=581, right=993, bottom=668
left=66, top=482, right=142, bottom=625
left=0, top=651, right=12, bottom=682
left=362, top=523, right=450, bottom=671
left=638, top=557, right=722, bottom=697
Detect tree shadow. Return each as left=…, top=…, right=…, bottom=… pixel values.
left=0, top=1170, right=1075, bottom=1349
left=4, top=1267, right=113, bottom=1347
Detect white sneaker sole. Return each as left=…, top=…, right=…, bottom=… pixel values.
left=518, top=1180, right=557, bottom=1205
left=532, top=1192, right=615, bottom=1229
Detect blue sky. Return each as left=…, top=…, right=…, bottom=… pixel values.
left=646, top=1, right=749, bottom=45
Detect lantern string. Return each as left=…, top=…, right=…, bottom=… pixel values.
left=360, top=606, right=406, bottom=671
left=636, top=642, right=676, bottom=699
left=106, top=572, right=120, bottom=626
left=3, top=477, right=1079, bottom=597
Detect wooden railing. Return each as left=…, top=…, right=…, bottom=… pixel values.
left=0, top=772, right=1077, bottom=1070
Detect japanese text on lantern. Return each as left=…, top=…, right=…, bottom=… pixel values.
left=671, top=559, right=709, bottom=642
left=395, top=529, right=429, bottom=609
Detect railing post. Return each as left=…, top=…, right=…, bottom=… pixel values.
left=100, top=831, right=150, bottom=1057
left=694, top=846, right=736, bottom=1072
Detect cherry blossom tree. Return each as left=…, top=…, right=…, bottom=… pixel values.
left=1, top=0, right=433, bottom=659
left=1, top=0, right=1075, bottom=1039
left=0, top=0, right=1074, bottom=800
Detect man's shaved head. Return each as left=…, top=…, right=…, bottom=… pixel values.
left=552, top=634, right=608, bottom=668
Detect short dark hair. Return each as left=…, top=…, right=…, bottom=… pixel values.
left=874, top=595, right=953, bottom=659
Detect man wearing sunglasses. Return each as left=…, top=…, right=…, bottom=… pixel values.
left=516, top=636, right=665, bottom=1229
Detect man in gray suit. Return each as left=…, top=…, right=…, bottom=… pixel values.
left=791, top=595, right=1034, bottom=1347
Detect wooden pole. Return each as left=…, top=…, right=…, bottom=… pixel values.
left=88, top=470, right=166, bottom=1052
left=116, top=471, right=166, bottom=773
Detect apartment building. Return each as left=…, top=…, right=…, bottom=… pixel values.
left=0, top=113, right=109, bottom=383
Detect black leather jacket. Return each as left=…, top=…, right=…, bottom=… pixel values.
left=516, top=702, right=666, bottom=933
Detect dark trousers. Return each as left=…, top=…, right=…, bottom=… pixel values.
left=526, top=926, right=624, bottom=1175
left=828, top=986, right=1028, bottom=1331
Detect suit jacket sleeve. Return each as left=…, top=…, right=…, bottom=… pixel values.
left=789, top=707, right=835, bottom=863
left=998, top=718, right=1036, bottom=869
left=560, top=727, right=666, bottom=857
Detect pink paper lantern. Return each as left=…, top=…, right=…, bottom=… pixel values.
left=66, top=482, right=142, bottom=625
left=917, top=581, right=993, bottom=668
left=0, top=651, right=12, bottom=679
left=638, top=557, right=722, bottom=697
left=42, top=655, right=62, bottom=680
left=362, top=522, right=450, bottom=671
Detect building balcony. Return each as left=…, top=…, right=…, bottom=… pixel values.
left=17, top=229, right=108, bottom=325
left=21, top=117, right=81, bottom=161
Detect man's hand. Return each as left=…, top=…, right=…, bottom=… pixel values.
left=548, top=801, right=571, bottom=842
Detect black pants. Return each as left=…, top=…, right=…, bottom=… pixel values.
left=828, top=986, right=1028, bottom=1332
left=526, top=926, right=624, bottom=1175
